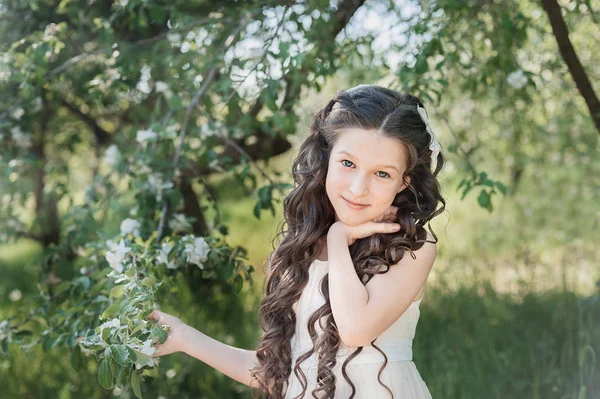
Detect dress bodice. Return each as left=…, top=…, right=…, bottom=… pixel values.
left=290, top=258, right=423, bottom=368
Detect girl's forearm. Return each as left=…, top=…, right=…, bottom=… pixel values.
left=327, top=224, right=369, bottom=346
left=181, top=325, right=260, bottom=388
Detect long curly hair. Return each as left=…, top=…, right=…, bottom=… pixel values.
left=250, top=84, right=446, bottom=398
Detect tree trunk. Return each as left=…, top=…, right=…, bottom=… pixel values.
left=541, top=0, right=600, bottom=134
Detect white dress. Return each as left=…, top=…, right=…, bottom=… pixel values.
left=284, top=258, right=432, bottom=399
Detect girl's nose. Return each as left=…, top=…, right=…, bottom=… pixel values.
left=348, top=175, right=369, bottom=197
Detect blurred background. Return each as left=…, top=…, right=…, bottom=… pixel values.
left=0, top=0, right=599, bottom=398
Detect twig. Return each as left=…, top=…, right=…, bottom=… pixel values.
left=157, top=15, right=250, bottom=241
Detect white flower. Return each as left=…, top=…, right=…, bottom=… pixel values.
left=10, top=107, right=24, bottom=120
left=506, top=70, right=528, bottom=89
left=105, top=240, right=131, bottom=273
left=8, top=289, right=22, bottom=302
left=120, top=218, right=141, bottom=237
left=105, top=239, right=118, bottom=251
left=137, top=80, right=151, bottom=94
left=157, top=243, right=177, bottom=269
left=31, top=97, right=42, bottom=113
left=104, top=144, right=120, bottom=167
left=168, top=213, right=192, bottom=233
left=180, top=41, right=191, bottom=53
left=166, top=369, right=177, bottom=379
left=136, top=128, right=157, bottom=144
left=10, top=127, right=31, bottom=149
left=140, top=65, right=151, bottom=81
left=148, top=174, right=174, bottom=201
left=112, top=386, right=123, bottom=396
left=183, top=236, right=210, bottom=268
left=167, top=33, right=181, bottom=45
left=155, top=81, right=169, bottom=93
left=200, top=123, right=215, bottom=139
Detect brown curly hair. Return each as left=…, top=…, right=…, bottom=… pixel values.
left=250, top=84, right=446, bottom=398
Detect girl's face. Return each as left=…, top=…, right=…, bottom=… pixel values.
left=325, top=127, right=411, bottom=226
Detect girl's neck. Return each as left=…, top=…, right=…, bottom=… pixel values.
left=316, top=235, right=328, bottom=262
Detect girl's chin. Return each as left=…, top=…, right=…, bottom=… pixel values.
left=335, top=213, right=371, bottom=226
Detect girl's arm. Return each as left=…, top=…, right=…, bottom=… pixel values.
left=182, top=325, right=260, bottom=388
left=147, top=310, right=260, bottom=388
left=327, top=223, right=436, bottom=348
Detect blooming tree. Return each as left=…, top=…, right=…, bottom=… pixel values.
left=0, top=0, right=598, bottom=397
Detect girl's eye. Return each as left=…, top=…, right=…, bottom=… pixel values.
left=341, top=160, right=390, bottom=179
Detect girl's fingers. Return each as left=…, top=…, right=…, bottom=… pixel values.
left=383, top=223, right=401, bottom=233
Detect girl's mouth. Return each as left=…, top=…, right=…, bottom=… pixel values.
left=342, top=197, right=369, bottom=210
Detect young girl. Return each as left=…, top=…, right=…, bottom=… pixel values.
left=148, top=84, right=446, bottom=398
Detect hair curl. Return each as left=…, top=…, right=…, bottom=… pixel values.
left=250, top=84, right=446, bottom=398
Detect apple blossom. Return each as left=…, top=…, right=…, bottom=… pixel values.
left=157, top=243, right=177, bottom=269
left=120, top=218, right=141, bottom=237
left=136, top=128, right=157, bottom=144
left=105, top=240, right=131, bottom=273
left=103, top=144, right=120, bottom=167
left=183, top=236, right=210, bottom=268
left=507, top=70, right=528, bottom=89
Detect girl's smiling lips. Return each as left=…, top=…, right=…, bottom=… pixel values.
left=342, top=197, right=369, bottom=209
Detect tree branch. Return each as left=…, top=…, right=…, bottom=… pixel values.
left=58, top=97, right=112, bottom=145
left=541, top=0, right=600, bottom=134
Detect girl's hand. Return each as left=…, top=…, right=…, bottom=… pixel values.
left=146, top=310, right=190, bottom=357
left=371, top=205, right=399, bottom=224
left=329, top=205, right=401, bottom=246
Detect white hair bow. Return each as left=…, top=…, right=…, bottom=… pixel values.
left=417, top=104, right=441, bottom=171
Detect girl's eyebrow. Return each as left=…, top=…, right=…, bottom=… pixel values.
left=337, top=150, right=400, bottom=172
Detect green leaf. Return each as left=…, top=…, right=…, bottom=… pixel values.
left=233, top=274, right=243, bottom=294
left=253, top=201, right=262, bottom=219
left=142, top=276, right=157, bottom=287
left=134, top=350, right=154, bottom=368
left=495, top=181, right=507, bottom=195
left=98, top=358, right=114, bottom=390
left=143, top=367, right=159, bottom=377
left=55, top=281, right=71, bottom=295
left=477, top=189, right=493, bottom=212
left=101, top=326, right=110, bottom=342
left=167, top=94, right=183, bottom=111
left=1, top=338, right=8, bottom=356
left=101, top=303, right=121, bottom=320
left=131, top=371, right=143, bottom=399
left=150, top=327, right=169, bottom=344
left=117, top=366, right=129, bottom=388
left=110, top=285, right=125, bottom=299
left=111, top=345, right=129, bottom=366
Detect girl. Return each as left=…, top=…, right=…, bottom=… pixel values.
left=148, top=84, right=446, bottom=398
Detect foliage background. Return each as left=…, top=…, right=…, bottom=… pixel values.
left=0, top=0, right=599, bottom=398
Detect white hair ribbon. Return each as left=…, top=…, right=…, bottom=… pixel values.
left=417, top=104, right=441, bottom=171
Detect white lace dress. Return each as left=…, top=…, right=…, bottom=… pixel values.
left=284, top=258, right=432, bottom=399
